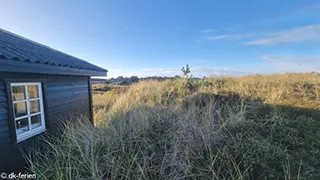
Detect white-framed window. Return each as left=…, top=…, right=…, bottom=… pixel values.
left=10, top=82, right=46, bottom=142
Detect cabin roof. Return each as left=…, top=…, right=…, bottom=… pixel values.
left=0, top=29, right=107, bottom=76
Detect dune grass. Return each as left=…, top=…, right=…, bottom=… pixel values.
left=28, top=73, right=320, bottom=179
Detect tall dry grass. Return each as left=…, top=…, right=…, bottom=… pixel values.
left=205, top=73, right=320, bottom=108
left=28, top=73, right=320, bottom=179
left=93, top=73, right=320, bottom=125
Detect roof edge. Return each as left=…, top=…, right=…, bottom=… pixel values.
left=0, top=58, right=108, bottom=76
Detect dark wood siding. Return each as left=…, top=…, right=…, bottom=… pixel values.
left=0, top=72, right=92, bottom=171
left=0, top=79, right=10, bottom=148
left=46, top=76, right=90, bottom=130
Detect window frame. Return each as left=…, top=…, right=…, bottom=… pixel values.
left=8, top=81, right=47, bottom=143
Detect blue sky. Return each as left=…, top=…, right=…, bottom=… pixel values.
left=1, top=0, right=320, bottom=77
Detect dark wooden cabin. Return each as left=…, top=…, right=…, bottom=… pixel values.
left=0, top=29, right=108, bottom=171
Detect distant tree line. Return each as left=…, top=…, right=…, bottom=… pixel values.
left=92, top=75, right=189, bottom=85
left=92, top=64, right=207, bottom=85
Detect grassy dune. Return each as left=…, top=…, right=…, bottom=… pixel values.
left=29, top=73, right=320, bottom=179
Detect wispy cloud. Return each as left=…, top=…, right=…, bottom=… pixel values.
left=193, top=59, right=208, bottom=63
left=191, top=67, right=245, bottom=77
left=261, top=62, right=320, bottom=73
left=258, top=55, right=320, bottom=73
left=107, top=69, right=125, bottom=78
left=200, top=29, right=216, bottom=33
left=131, top=67, right=244, bottom=77
left=201, top=24, right=245, bottom=34
left=109, top=69, right=122, bottom=72
left=108, top=63, right=320, bottom=78
left=262, top=55, right=320, bottom=62
left=201, top=33, right=253, bottom=41
left=247, top=24, right=320, bottom=45
left=225, top=24, right=245, bottom=32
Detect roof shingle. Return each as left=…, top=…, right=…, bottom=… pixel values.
left=0, top=29, right=107, bottom=73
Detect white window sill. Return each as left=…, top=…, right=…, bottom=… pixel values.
left=16, top=128, right=47, bottom=143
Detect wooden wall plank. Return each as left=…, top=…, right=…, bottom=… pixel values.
left=0, top=72, right=93, bottom=171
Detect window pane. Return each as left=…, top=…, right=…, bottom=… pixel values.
left=30, top=100, right=40, bottom=114
left=14, top=102, right=27, bottom=118
left=12, top=86, right=26, bottom=101
left=16, top=118, right=29, bottom=135
left=31, top=114, right=41, bottom=129
left=28, top=85, right=39, bottom=99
